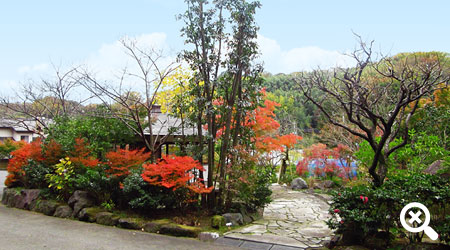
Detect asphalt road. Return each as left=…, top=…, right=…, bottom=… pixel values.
left=0, top=205, right=239, bottom=250
left=0, top=171, right=237, bottom=250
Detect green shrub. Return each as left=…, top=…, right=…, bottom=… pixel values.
left=73, top=166, right=116, bottom=203
left=327, top=173, right=450, bottom=244
left=22, top=160, right=52, bottom=189
left=45, top=158, right=75, bottom=199
left=121, top=168, right=180, bottom=210
left=236, top=166, right=272, bottom=212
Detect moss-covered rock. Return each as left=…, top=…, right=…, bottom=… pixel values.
left=95, top=212, right=119, bottom=226
left=78, top=207, right=104, bottom=222
left=118, top=218, right=145, bottom=230
left=211, top=215, right=225, bottom=229
left=54, top=205, right=73, bottom=218
left=159, top=224, right=201, bottom=238
left=143, top=219, right=171, bottom=233
left=33, top=200, right=61, bottom=216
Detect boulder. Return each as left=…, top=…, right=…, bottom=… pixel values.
left=118, top=218, right=144, bottom=230
left=424, top=160, right=449, bottom=179
left=143, top=219, right=171, bottom=233
left=68, top=191, right=96, bottom=217
left=291, top=177, right=308, bottom=190
left=15, top=189, right=41, bottom=210
left=33, top=200, right=60, bottom=216
left=222, top=213, right=243, bottom=226
left=54, top=205, right=73, bottom=218
left=159, top=224, right=201, bottom=238
left=95, top=212, right=119, bottom=226
left=1, top=188, right=21, bottom=207
left=198, top=232, right=219, bottom=242
left=211, top=215, right=225, bottom=229
left=78, top=207, right=103, bottom=222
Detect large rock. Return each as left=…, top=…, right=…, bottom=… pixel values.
left=424, top=160, right=449, bottom=179
left=1, top=188, right=21, bottom=207
left=118, top=218, right=144, bottom=230
left=78, top=207, right=103, bottom=222
left=159, top=224, right=201, bottom=238
left=54, top=205, right=73, bottom=218
left=143, top=219, right=170, bottom=233
left=15, top=189, right=41, bottom=210
left=33, top=200, right=60, bottom=216
left=291, top=177, right=308, bottom=190
left=95, top=212, right=119, bottom=226
left=68, top=191, right=96, bottom=217
left=222, top=213, right=243, bottom=226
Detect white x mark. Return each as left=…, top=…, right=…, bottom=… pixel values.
left=409, top=210, right=422, bottom=224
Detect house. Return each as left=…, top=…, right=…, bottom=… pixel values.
left=0, top=119, right=41, bottom=143
left=144, top=105, right=201, bottom=158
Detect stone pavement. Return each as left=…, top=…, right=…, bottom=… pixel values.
left=219, top=184, right=333, bottom=249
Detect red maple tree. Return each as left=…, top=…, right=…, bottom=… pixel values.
left=5, top=139, right=44, bottom=187
left=141, top=154, right=213, bottom=194
left=105, top=147, right=150, bottom=177
left=69, top=138, right=99, bottom=168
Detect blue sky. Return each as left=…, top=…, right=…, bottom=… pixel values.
left=1, top=0, right=449, bottom=96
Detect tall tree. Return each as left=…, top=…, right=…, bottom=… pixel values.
left=296, top=40, right=449, bottom=186
left=179, top=0, right=262, bottom=207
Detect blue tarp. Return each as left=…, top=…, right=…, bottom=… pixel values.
left=305, top=159, right=358, bottom=178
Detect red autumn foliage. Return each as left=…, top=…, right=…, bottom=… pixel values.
left=296, top=143, right=355, bottom=180
left=141, top=154, right=213, bottom=194
left=42, top=139, right=63, bottom=165
left=105, top=148, right=150, bottom=177
left=5, top=139, right=44, bottom=187
left=69, top=138, right=99, bottom=168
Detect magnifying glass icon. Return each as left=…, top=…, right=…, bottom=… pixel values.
left=400, top=202, right=438, bottom=241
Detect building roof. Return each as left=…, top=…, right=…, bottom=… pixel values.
left=0, top=119, right=38, bottom=133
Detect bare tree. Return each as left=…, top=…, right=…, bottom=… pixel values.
left=0, top=65, right=87, bottom=134
left=295, top=39, right=449, bottom=186
left=79, top=38, right=179, bottom=161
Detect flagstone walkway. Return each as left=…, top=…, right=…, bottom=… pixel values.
left=218, top=184, right=333, bottom=249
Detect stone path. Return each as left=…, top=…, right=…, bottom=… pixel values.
left=219, top=184, right=333, bottom=249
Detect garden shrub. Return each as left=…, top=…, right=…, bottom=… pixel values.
left=121, top=168, right=178, bottom=210
left=327, top=172, right=450, bottom=244
left=73, top=166, right=116, bottom=204
left=22, top=160, right=52, bottom=189
left=236, top=166, right=273, bottom=211
left=5, top=139, right=43, bottom=187
left=105, top=148, right=150, bottom=178
left=45, top=157, right=75, bottom=199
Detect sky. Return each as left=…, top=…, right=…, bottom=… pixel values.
left=1, top=0, right=449, bottom=96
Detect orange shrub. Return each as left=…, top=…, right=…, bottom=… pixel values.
left=105, top=148, right=150, bottom=177
left=5, top=139, right=43, bottom=187
left=141, top=154, right=212, bottom=194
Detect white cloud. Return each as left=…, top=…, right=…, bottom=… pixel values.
left=17, top=63, right=49, bottom=74
left=84, top=33, right=176, bottom=88
left=257, top=34, right=356, bottom=74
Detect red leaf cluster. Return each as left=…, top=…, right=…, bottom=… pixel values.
left=105, top=148, right=150, bottom=177
left=69, top=138, right=99, bottom=168
left=5, top=139, right=43, bottom=187
left=141, top=154, right=213, bottom=194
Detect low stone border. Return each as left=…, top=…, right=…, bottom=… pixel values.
left=1, top=188, right=202, bottom=239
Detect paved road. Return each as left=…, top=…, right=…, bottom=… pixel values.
left=0, top=204, right=239, bottom=250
